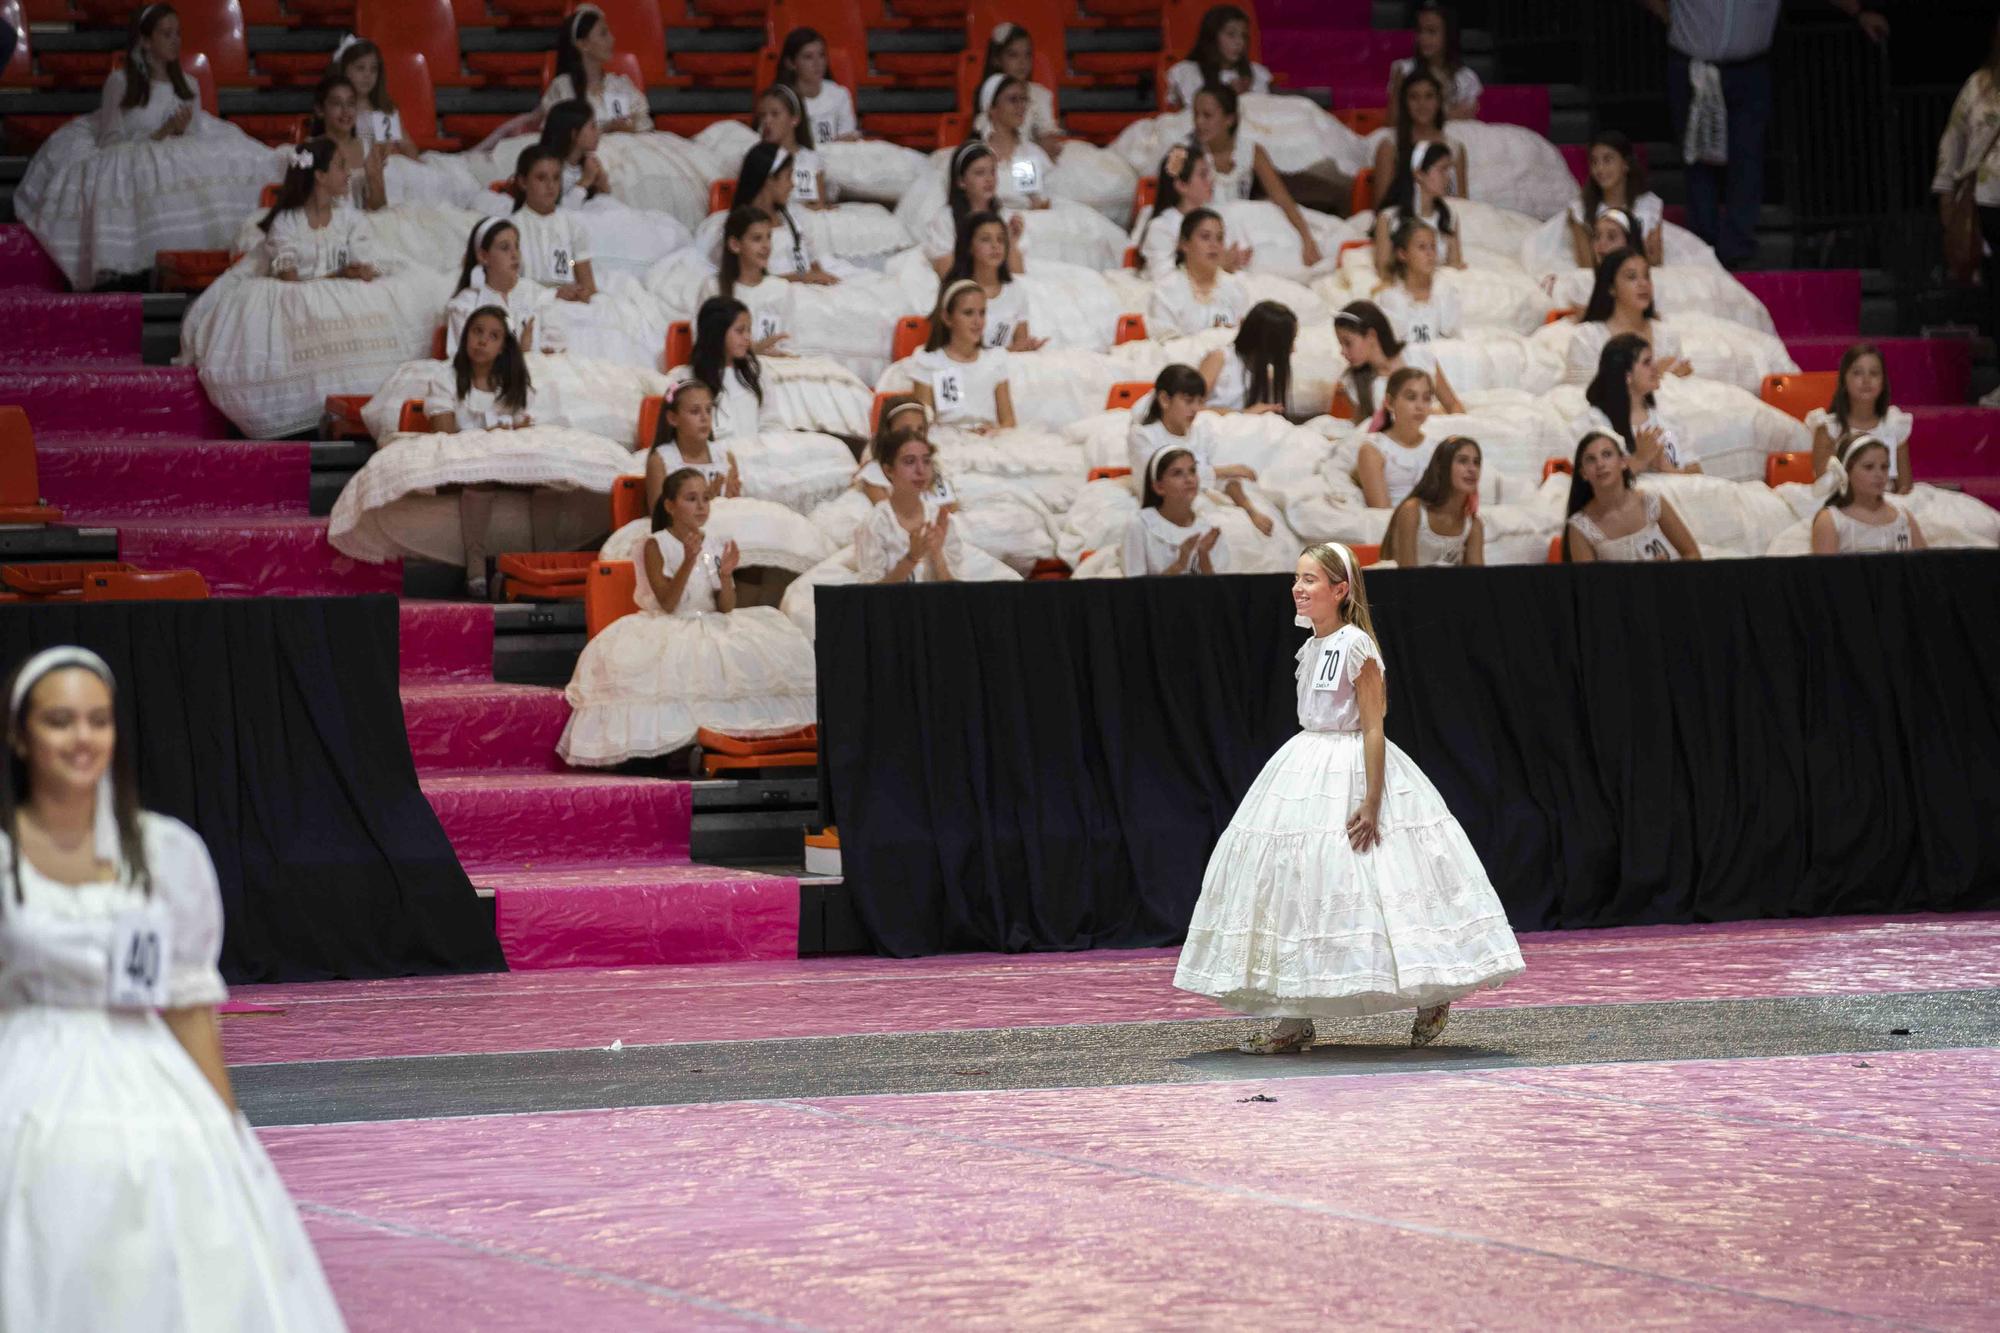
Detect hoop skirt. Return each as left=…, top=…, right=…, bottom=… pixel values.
left=1175, top=626, right=1523, bottom=1019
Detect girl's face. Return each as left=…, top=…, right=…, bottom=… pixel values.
left=725, top=311, right=753, bottom=360
left=1182, top=216, right=1225, bottom=270
left=464, top=312, right=506, bottom=367
left=970, top=220, right=1008, bottom=272
left=318, top=153, right=353, bottom=199
left=581, top=19, right=616, bottom=64
left=1580, top=435, right=1626, bottom=491
left=999, top=35, right=1033, bottom=81
left=1153, top=452, right=1200, bottom=505
left=759, top=163, right=794, bottom=209
left=1292, top=554, right=1346, bottom=626
left=1390, top=376, right=1434, bottom=432
left=947, top=292, right=987, bottom=346
left=890, top=439, right=935, bottom=492
left=731, top=219, right=773, bottom=273
left=1398, top=226, right=1438, bottom=277
left=17, top=669, right=115, bottom=801
left=791, top=39, right=827, bottom=90
left=1159, top=390, right=1203, bottom=434
left=346, top=51, right=380, bottom=97
left=1450, top=444, right=1481, bottom=496
left=1191, top=92, right=1231, bottom=147
left=1589, top=144, right=1629, bottom=193
left=1181, top=154, right=1215, bottom=207
left=1336, top=325, right=1372, bottom=367
left=1415, top=10, right=1445, bottom=59
left=320, top=83, right=358, bottom=136
left=1405, top=80, right=1441, bottom=129
left=1216, top=18, right=1249, bottom=63
left=1844, top=354, right=1884, bottom=412
left=1627, top=347, right=1661, bottom=397
left=1614, top=255, right=1652, bottom=312
left=1415, top=157, right=1451, bottom=198
left=670, top=387, right=714, bottom=445
left=669, top=476, right=710, bottom=532
left=576, top=118, right=600, bottom=154
left=146, top=12, right=181, bottom=64
left=961, top=155, right=998, bottom=204
left=757, top=95, right=801, bottom=147
left=991, top=82, right=1029, bottom=131
left=522, top=157, right=564, bottom=213
left=1592, top=215, right=1628, bottom=258
left=1847, top=445, right=1890, bottom=500
left=481, top=228, right=522, bottom=284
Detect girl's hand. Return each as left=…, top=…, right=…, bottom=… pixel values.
left=1176, top=533, right=1202, bottom=565
left=1634, top=422, right=1666, bottom=469
left=273, top=266, right=299, bottom=282
left=906, top=523, right=929, bottom=561
left=157, top=101, right=194, bottom=139
left=1248, top=509, right=1274, bottom=537
left=520, top=317, right=536, bottom=351
left=1011, top=329, right=1049, bottom=352
left=724, top=455, right=742, bottom=498
left=1008, top=214, right=1027, bottom=243
left=1346, top=802, right=1381, bottom=852
left=1030, top=196, right=1052, bottom=211
left=679, top=526, right=706, bottom=565
left=626, top=108, right=650, bottom=133
left=1197, top=527, right=1222, bottom=556
left=515, top=413, right=534, bottom=429
left=1247, top=402, right=1284, bottom=416
left=753, top=331, right=790, bottom=355
left=366, top=142, right=391, bottom=174
left=718, top=540, right=740, bottom=576
left=924, top=511, right=951, bottom=559
left=340, top=262, right=380, bottom=281
left=805, top=267, right=839, bottom=286
left=1299, top=236, right=1323, bottom=267
left=1223, top=242, right=1253, bottom=272
left=1667, top=357, right=1693, bottom=377
left=556, top=282, right=588, bottom=302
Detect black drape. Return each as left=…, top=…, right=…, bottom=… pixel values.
left=0, top=595, right=505, bottom=982
left=818, top=554, right=2000, bottom=957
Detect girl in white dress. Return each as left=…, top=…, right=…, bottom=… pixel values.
left=645, top=377, right=737, bottom=507
left=911, top=280, right=1016, bottom=430
left=701, top=207, right=797, bottom=354
left=1202, top=300, right=1294, bottom=413
left=309, top=73, right=387, bottom=212
left=1582, top=332, right=1699, bottom=473
left=1164, top=4, right=1272, bottom=111
left=780, top=27, right=856, bottom=142
left=1355, top=366, right=1438, bottom=509
left=974, top=75, right=1057, bottom=211
left=858, top=431, right=962, bottom=583
left=0, top=647, right=346, bottom=1331
left=1382, top=435, right=1483, bottom=566
left=1129, top=363, right=1273, bottom=535
left=944, top=211, right=1045, bottom=351
left=982, top=22, right=1065, bottom=154
left=1336, top=300, right=1464, bottom=421
left=1374, top=215, right=1462, bottom=345
left=448, top=217, right=560, bottom=352
left=1192, top=84, right=1321, bottom=265
left=510, top=144, right=596, bottom=301
left=1174, top=542, right=1525, bottom=1052
left=1809, top=343, right=1911, bottom=492
left=752, top=83, right=918, bottom=261
left=682, top=296, right=778, bottom=442
left=335, top=37, right=481, bottom=210
left=731, top=141, right=841, bottom=283
left=1560, top=247, right=1694, bottom=386
left=259, top=141, right=382, bottom=284
left=1372, top=70, right=1468, bottom=208
left=1566, top=131, right=1666, bottom=269
left=1147, top=207, right=1252, bottom=338
left=1134, top=143, right=1249, bottom=275
left=15, top=3, right=281, bottom=289
left=541, top=5, right=651, bottom=133
left=559, top=467, right=818, bottom=765
left=426, top=306, right=537, bottom=594
left=1371, top=141, right=1465, bottom=272
left=921, top=142, right=1027, bottom=273
left=540, top=99, right=692, bottom=276
left=1122, top=446, right=1227, bottom=575
left=757, top=83, right=834, bottom=208
left=1562, top=431, right=1701, bottom=562
left=1810, top=432, right=1926, bottom=555
left=1388, top=5, right=1483, bottom=120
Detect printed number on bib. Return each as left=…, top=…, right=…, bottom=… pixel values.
left=1011, top=159, right=1041, bottom=194
left=1641, top=537, right=1671, bottom=561
left=552, top=247, right=571, bottom=280
left=792, top=165, right=818, bottom=202
left=756, top=311, right=782, bottom=342
left=935, top=367, right=966, bottom=409
left=1310, top=644, right=1346, bottom=692
left=815, top=117, right=835, bottom=142
left=107, top=914, right=171, bottom=1009
left=930, top=475, right=954, bottom=503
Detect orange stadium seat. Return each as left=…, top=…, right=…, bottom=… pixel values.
left=379, top=50, right=462, bottom=151
left=1349, top=543, right=1380, bottom=567
left=1759, top=371, right=1837, bottom=423
left=1348, top=168, right=1374, bottom=217
left=1331, top=387, right=1357, bottom=421
left=636, top=395, right=664, bottom=450
left=81, top=569, right=210, bottom=601
left=1114, top=313, right=1147, bottom=344
left=496, top=550, right=595, bottom=599
left=1765, top=452, right=1814, bottom=487
left=1548, top=535, right=1564, bottom=563
left=1086, top=466, right=1131, bottom=482
left=1542, top=457, right=1572, bottom=482
left=357, top=0, right=481, bottom=88
left=708, top=179, right=736, bottom=214
left=1104, top=381, right=1153, bottom=410
left=1, top=562, right=136, bottom=599
left=891, top=316, right=930, bottom=363
left=610, top=475, right=646, bottom=527
left=697, top=724, right=818, bottom=775
left=1545, top=306, right=1579, bottom=324
left=1121, top=245, right=1138, bottom=269
left=665, top=321, right=694, bottom=368
left=398, top=399, right=430, bottom=433
left=585, top=560, right=640, bottom=638
left=1334, top=107, right=1386, bottom=137
left=175, top=0, right=260, bottom=88
left=868, top=390, right=897, bottom=432
left=0, top=408, right=64, bottom=526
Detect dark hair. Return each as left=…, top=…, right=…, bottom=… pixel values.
left=1335, top=300, right=1403, bottom=420
left=871, top=394, right=927, bottom=453
left=1141, top=364, right=1208, bottom=423
left=1822, top=431, right=1891, bottom=511
left=452, top=305, right=531, bottom=412
left=1562, top=430, right=1631, bottom=560
left=1141, top=447, right=1196, bottom=510
left=651, top=466, right=707, bottom=531
left=758, top=82, right=814, bottom=151
left=1828, top=342, right=1892, bottom=431
left=924, top=281, right=984, bottom=352
left=718, top=205, right=773, bottom=297
left=334, top=37, right=396, bottom=114
left=944, top=210, right=1014, bottom=287
left=691, top=296, right=761, bottom=405
left=1174, top=206, right=1222, bottom=268
left=1154, top=140, right=1203, bottom=216
left=651, top=378, right=715, bottom=449
left=511, top=143, right=565, bottom=212
left=982, top=22, right=1032, bottom=79
left=871, top=425, right=928, bottom=476
left=308, top=72, right=356, bottom=137
left=1407, top=434, right=1479, bottom=509
left=1583, top=331, right=1655, bottom=454
left=1412, top=3, right=1464, bottom=78
left=552, top=6, right=604, bottom=105
left=1187, top=4, right=1255, bottom=85
left=734, top=140, right=798, bottom=244
left=1235, top=301, right=1295, bottom=411
left=776, top=27, right=827, bottom=86
left=258, top=136, right=337, bottom=231
left=122, top=3, right=194, bottom=110
left=1394, top=65, right=1447, bottom=140
left=2, top=654, right=150, bottom=905
left=455, top=218, right=517, bottom=293
left=1191, top=81, right=1240, bottom=150
left=947, top=141, right=997, bottom=226
left=1380, top=365, right=1433, bottom=432
left=540, top=98, right=597, bottom=164
left=1384, top=133, right=1455, bottom=237
left=1581, top=246, right=1655, bottom=323
left=1580, top=130, right=1648, bottom=224
left=1384, top=213, right=1440, bottom=283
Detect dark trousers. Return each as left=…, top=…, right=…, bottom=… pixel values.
left=1668, top=49, right=1773, bottom=266
left=1983, top=205, right=2000, bottom=337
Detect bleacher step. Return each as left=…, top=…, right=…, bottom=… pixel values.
left=477, top=860, right=798, bottom=968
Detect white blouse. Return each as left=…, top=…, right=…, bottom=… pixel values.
left=802, top=81, right=858, bottom=144
left=697, top=272, right=794, bottom=346
left=652, top=443, right=732, bottom=494
left=1375, top=281, right=1462, bottom=345
left=1826, top=504, right=1915, bottom=553
left=1409, top=506, right=1474, bottom=566
left=1135, top=207, right=1181, bottom=275
left=1294, top=623, right=1380, bottom=734
left=424, top=370, right=536, bottom=429
left=1804, top=406, right=1911, bottom=482
left=1563, top=317, right=1683, bottom=387
left=1121, top=505, right=1228, bottom=576
left=263, top=202, right=378, bottom=279
left=636, top=529, right=724, bottom=614
left=920, top=205, right=1028, bottom=263
left=92, top=66, right=201, bottom=144
left=979, top=281, right=1029, bottom=350
left=1146, top=268, right=1250, bottom=339
left=1166, top=59, right=1271, bottom=111
left=913, top=346, right=1010, bottom=426
left=1207, top=127, right=1264, bottom=204
left=1388, top=58, right=1483, bottom=110
left=855, top=494, right=962, bottom=583
left=447, top=277, right=560, bottom=352
left=1205, top=345, right=1250, bottom=411
left=511, top=207, right=592, bottom=287
left=1567, top=488, right=1679, bottom=562
left=986, top=136, right=1057, bottom=206
left=1366, top=432, right=1432, bottom=509
left=1126, top=412, right=1218, bottom=486
left=541, top=71, right=652, bottom=130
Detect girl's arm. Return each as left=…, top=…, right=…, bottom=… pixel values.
left=1355, top=441, right=1390, bottom=509
left=1894, top=443, right=1913, bottom=495
left=1567, top=525, right=1597, bottom=562
left=994, top=381, right=1017, bottom=429
left=643, top=448, right=665, bottom=510
left=1453, top=143, right=1469, bottom=198
left=1370, top=138, right=1395, bottom=208
left=923, top=511, right=956, bottom=581
left=162, top=1006, right=236, bottom=1111
left=1809, top=509, right=1840, bottom=554
left=1644, top=226, right=1665, bottom=267
left=1008, top=321, right=1047, bottom=352
left=1348, top=658, right=1387, bottom=851
left=1384, top=498, right=1418, bottom=566
left=1465, top=513, right=1485, bottom=566
left=1221, top=478, right=1273, bottom=534
left=1659, top=499, right=1702, bottom=559
left=1908, top=512, right=1928, bottom=550
left=571, top=258, right=597, bottom=302
left=426, top=411, right=459, bottom=433
left=1810, top=423, right=1837, bottom=476
left=1567, top=215, right=1593, bottom=268
left=1198, top=347, right=1226, bottom=399
left=1446, top=227, right=1464, bottom=269
left=642, top=536, right=697, bottom=610
left=1385, top=68, right=1405, bottom=126
left=1432, top=364, right=1465, bottom=415
left=362, top=147, right=389, bottom=211
left=1251, top=145, right=1321, bottom=266
left=716, top=542, right=739, bottom=611
left=1371, top=211, right=1393, bottom=274
left=811, top=170, right=832, bottom=208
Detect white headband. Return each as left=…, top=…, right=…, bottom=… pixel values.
left=473, top=216, right=508, bottom=249
left=333, top=32, right=360, bottom=60
left=1600, top=206, right=1633, bottom=235
left=938, top=277, right=982, bottom=314
left=768, top=83, right=802, bottom=114
left=1145, top=441, right=1190, bottom=486
left=1323, top=542, right=1354, bottom=585
left=10, top=647, right=121, bottom=862
left=1410, top=143, right=1435, bottom=178
left=885, top=400, right=927, bottom=427
left=1825, top=432, right=1888, bottom=500
left=991, top=22, right=1021, bottom=46
left=951, top=140, right=992, bottom=177
left=569, top=5, right=602, bottom=40
left=977, top=73, right=1008, bottom=114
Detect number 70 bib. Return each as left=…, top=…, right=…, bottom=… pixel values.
left=1310, top=643, right=1345, bottom=692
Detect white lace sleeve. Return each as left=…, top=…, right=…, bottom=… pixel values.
left=854, top=504, right=899, bottom=582
left=93, top=68, right=130, bottom=142
left=264, top=210, right=307, bottom=275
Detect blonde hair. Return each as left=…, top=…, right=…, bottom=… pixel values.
left=1301, top=542, right=1379, bottom=648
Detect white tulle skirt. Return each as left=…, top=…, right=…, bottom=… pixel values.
left=599, top=497, right=833, bottom=574
left=0, top=1007, right=345, bottom=1331
left=558, top=605, right=817, bottom=764
left=1175, top=728, right=1524, bottom=1018
left=380, top=151, right=484, bottom=210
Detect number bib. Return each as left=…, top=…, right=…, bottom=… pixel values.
left=1310, top=642, right=1346, bottom=692
left=1010, top=157, right=1041, bottom=195
left=791, top=163, right=819, bottom=203
left=607, top=94, right=627, bottom=121
left=755, top=309, right=783, bottom=343
left=1640, top=536, right=1671, bottom=561
left=930, top=474, right=956, bottom=504
left=107, top=911, right=171, bottom=1010
left=368, top=111, right=394, bottom=142
left=814, top=116, right=835, bottom=142
left=934, top=366, right=967, bottom=410
left=550, top=246, right=572, bottom=281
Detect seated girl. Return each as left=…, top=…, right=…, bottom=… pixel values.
left=541, top=6, right=651, bottom=133
left=1382, top=435, right=1484, bottom=566
left=984, top=23, right=1065, bottom=155
left=16, top=2, right=279, bottom=289
left=261, top=140, right=381, bottom=283
left=1579, top=332, right=1699, bottom=474
left=540, top=99, right=691, bottom=276
left=1354, top=366, right=1440, bottom=509
left=447, top=217, right=560, bottom=352
left=1555, top=247, right=1691, bottom=386
left=1388, top=5, right=1482, bottom=121
left=1164, top=5, right=1272, bottom=111
left=1134, top=144, right=1251, bottom=275
left=780, top=27, right=855, bottom=143
left=769, top=26, right=929, bottom=206
left=335, top=36, right=480, bottom=208
left=698, top=206, right=798, bottom=355
left=1373, top=215, right=1462, bottom=346
left=944, top=211, right=1046, bottom=351
left=725, top=141, right=840, bottom=282
left=1810, top=432, right=1926, bottom=555
left=1372, top=73, right=1467, bottom=209
left=307, top=73, right=387, bottom=211
left=1202, top=300, right=1294, bottom=413
left=645, top=377, right=735, bottom=506
left=1147, top=208, right=1252, bottom=338
left=1809, top=343, right=1909, bottom=492
left=735, top=133, right=906, bottom=274
left=1191, top=84, right=1322, bottom=267
left=1565, top=131, right=1665, bottom=268
left=1123, top=446, right=1228, bottom=575
left=1336, top=300, right=1464, bottom=421
left=1562, top=430, right=1701, bottom=562
left=807, top=396, right=950, bottom=552
left=678, top=295, right=779, bottom=442
left=906, top=139, right=1126, bottom=272
left=507, top=143, right=664, bottom=366
left=856, top=430, right=962, bottom=583
left=911, top=280, right=1016, bottom=432
left=1128, top=363, right=1273, bottom=535
left=975, top=69, right=1135, bottom=226
left=758, top=84, right=832, bottom=208
left=920, top=142, right=1028, bottom=275
left=559, top=465, right=818, bottom=767
left=1371, top=143, right=1465, bottom=274
left=427, top=307, right=533, bottom=593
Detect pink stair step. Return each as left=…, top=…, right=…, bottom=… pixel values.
left=399, top=600, right=495, bottom=682
left=1735, top=269, right=1859, bottom=339
left=484, top=861, right=800, bottom=968
left=0, top=225, right=65, bottom=291
left=36, top=437, right=306, bottom=521
left=420, top=772, right=692, bottom=868
left=1256, top=0, right=1372, bottom=29
left=0, top=364, right=232, bottom=439
left=114, top=516, right=403, bottom=596
left=1906, top=406, right=2000, bottom=478
left=1788, top=336, right=1971, bottom=407
left=0, top=292, right=143, bottom=363
left=1474, top=85, right=1551, bottom=138
left=401, top=682, right=572, bottom=775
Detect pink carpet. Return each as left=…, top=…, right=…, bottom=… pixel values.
left=0, top=363, right=232, bottom=438
left=0, top=223, right=64, bottom=290
left=1737, top=268, right=1858, bottom=339
left=0, top=290, right=142, bottom=361
left=36, top=437, right=307, bottom=521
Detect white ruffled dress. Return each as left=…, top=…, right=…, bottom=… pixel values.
left=1174, top=623, right=1524, bottom=1018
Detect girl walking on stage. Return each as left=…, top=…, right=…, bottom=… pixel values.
left=1173, top=543, right=1523, bottom=1052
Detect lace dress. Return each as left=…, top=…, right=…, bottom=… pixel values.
left=1175, top=624, right=1524, bottom=1018
left=1567, top=489, right=1680, bottom=562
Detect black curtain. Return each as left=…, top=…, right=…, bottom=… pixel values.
left=818, top=554, right=2000, bottom=957
left=0, top=595, right=505, bottom=982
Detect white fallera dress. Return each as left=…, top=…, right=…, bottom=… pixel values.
left=1120, top=506, right=1228, bottom=575
left=1567, top=489, right=1680, bottom=562
left=1174, top=623, right=1525, bottom=1018
left=357, top=106, right=482, bottom=208
left=446, top=275, right=564, bottom=353
left=1165, top=59, right=1272, bottom=111
left=1368, top=432, right=1434, bottom=509
left=511, top=205, right=667, bottom=367
left=559, top=529, right=818, bottom=764
left=1147, top=268, right=1251, bottom=339
left=559, top=159, right=693, bottom=277
left=1824, top=504, right=1915, bottom=553
left=15, top=67, right=283, bottom=288
left=1409, top=507, right=1474, bottom=565
left=1375, top=281, right=1463, bottom=346
left=0, top=817, right=346, bottom=1331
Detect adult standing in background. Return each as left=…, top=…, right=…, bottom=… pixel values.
left=1932, top=18, right=2000, bottom=391
left=1642, top=0, right=1888, bottom=270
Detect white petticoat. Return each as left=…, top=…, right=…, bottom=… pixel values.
left=361, top=354, right=668, bottom=445
left=472, top=131, right=716, bottom=230
left=1173, top=728, right=1525, bottom=1018
left=600, top=500, right=833, bottom=575
left=380, top=151, right=485, bottom=210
